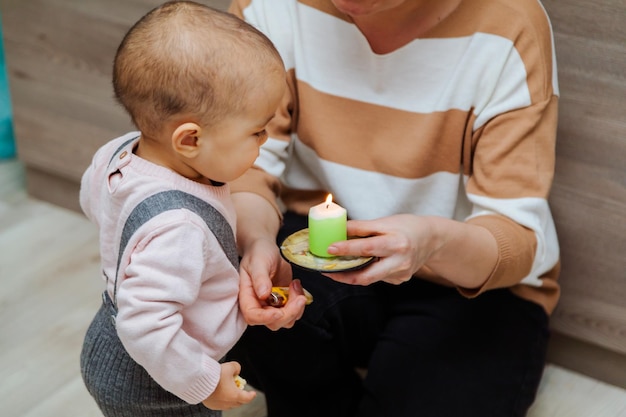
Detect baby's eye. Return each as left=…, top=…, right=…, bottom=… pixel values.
left=254, top=129, right=268, bottom=138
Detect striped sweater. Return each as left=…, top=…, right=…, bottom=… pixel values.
left=229, top=0, right=561, bottom=313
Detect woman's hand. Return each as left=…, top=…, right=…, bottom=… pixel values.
left=325, top=214, right=436, bottom=285
left=325, top=214, right=497, bottom=289
left=201, top=362, right=256, bottom=410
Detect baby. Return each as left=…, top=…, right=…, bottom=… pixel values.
left=79, top=2, right=285, bottom=416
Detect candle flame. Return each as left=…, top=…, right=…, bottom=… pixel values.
left=325, top=194, right=333, bottom=208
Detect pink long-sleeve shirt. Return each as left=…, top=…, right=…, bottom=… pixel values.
left=80, top=132, right=247, bottom=404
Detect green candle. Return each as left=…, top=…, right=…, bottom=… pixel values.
left=308, top=194, right=347, bottom=258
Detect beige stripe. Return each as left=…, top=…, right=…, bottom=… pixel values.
left=295, top=81, right=469, bottom=179
left=280, top=187, right=329, bottom=216
left=293, top=82, right=557, bottom=199
left=458, top=213, right=562, bottom=316
left=227, top=0, right=251, bottom=16
left=467, top=96, right=558, bottom=199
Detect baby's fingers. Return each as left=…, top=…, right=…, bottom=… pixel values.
left=235, top=388, right=257, bottom=405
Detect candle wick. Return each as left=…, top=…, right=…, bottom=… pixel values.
left=326, top=204, right=329, bottom=209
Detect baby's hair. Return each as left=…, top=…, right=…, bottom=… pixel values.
left=113, top=1, right=283, bottom=137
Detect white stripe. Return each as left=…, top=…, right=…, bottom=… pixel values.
left=241, top=0, right=298, bottom=69
left=293, top=5, right=531, bottom=122
left=254, top=138, right=290, bottom=178
left=278, top=138, right=465, bottom=220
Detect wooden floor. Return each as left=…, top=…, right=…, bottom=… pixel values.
left=1, top=157, right=626, bottom=417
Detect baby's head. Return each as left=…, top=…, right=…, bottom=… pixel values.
left=113, top=1, right=286, bottom=182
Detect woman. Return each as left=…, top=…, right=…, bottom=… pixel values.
left=226, top=1, right=560, bottom=416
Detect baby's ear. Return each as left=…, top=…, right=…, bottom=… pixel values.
left=172, top=122, right=202, bottom=157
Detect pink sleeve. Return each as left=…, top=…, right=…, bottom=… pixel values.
left=114, top=216, right=221, bottom=404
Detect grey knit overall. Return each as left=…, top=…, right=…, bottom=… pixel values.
left=80, top=178, right=239, bottom=416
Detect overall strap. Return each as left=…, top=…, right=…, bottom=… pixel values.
left=112, top=190, right=239, bottom=307
left=107, top=135, right=139, bottom=167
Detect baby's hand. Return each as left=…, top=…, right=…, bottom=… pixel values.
left=201, top=361, right=256, bottom=410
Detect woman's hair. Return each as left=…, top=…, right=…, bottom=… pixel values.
left=113, top=1, right=283, bottom=137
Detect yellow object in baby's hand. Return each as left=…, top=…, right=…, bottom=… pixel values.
left=234, top=375, right=246, bottom=390
left=267, top=286, right=314, bottom=307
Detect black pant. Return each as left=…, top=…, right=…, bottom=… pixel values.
left=228, top=212, right=550, bottom=417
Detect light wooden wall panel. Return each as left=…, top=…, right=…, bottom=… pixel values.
left=1, top=0, right=229, bottom=198
left=542, top=0, right=626, bottom=384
